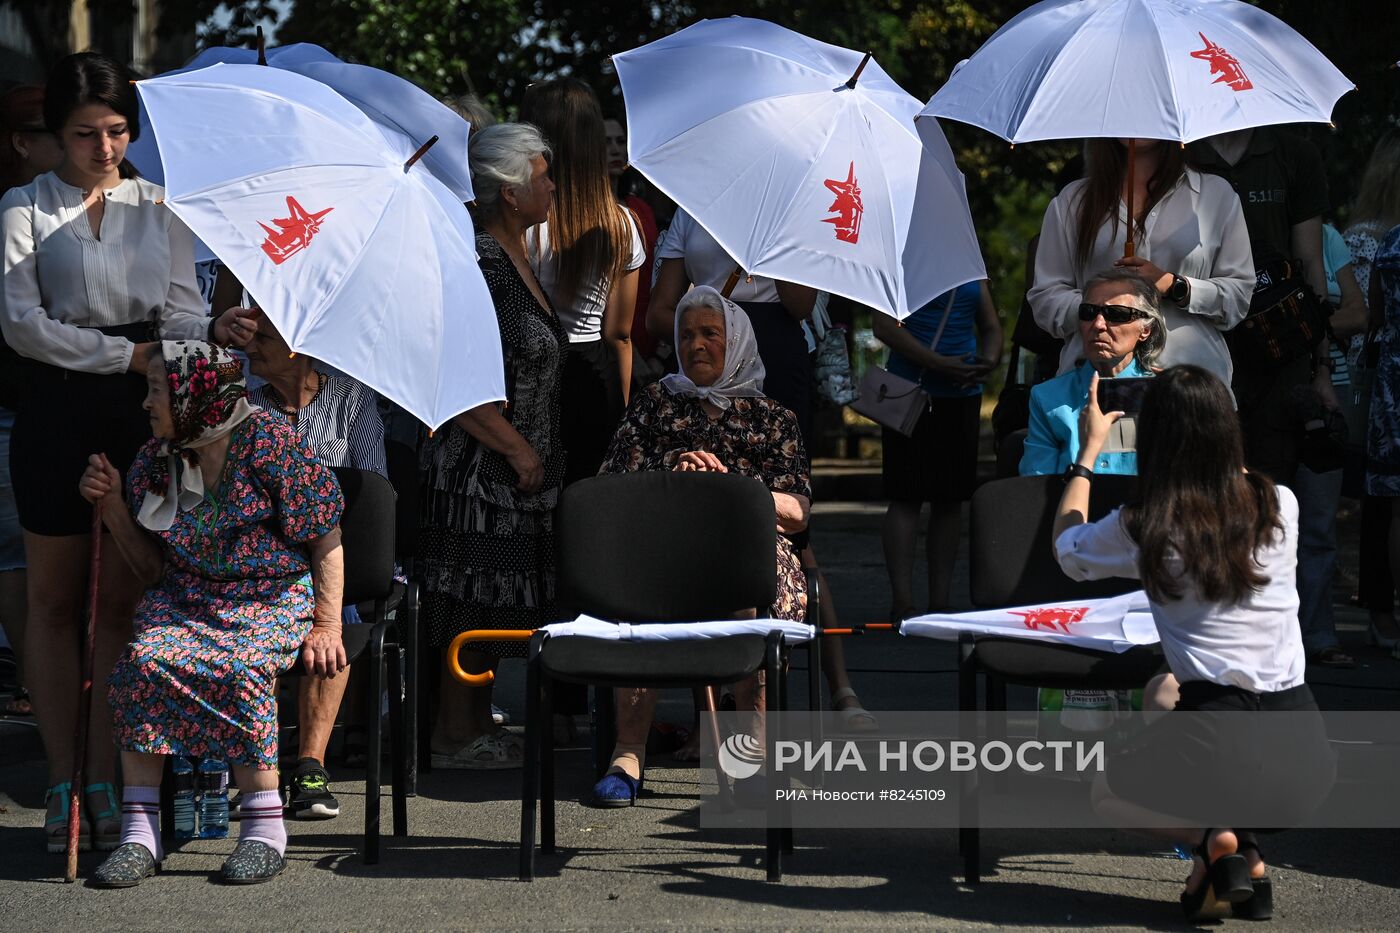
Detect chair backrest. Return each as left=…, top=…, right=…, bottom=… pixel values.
left=383, top=440, right=420, bottom=565
left=556, top=471, right=777, bottom=623
left=331, top=467, right=397, bottom=606
left=969, top=473, right=1138, bottom=608
left=996, top=428, right=1028, bottom=479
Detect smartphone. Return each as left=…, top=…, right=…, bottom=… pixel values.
left=1097, top=376, right=1152, bottom=414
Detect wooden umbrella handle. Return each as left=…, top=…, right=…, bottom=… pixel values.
left=65, top=508, right=103, bottom=883
left=1123, top=137, right=1137, bottom=259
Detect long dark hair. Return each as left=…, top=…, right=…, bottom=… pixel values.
left=1074, top=139, right=1184, bottom=268
left=1124, top=366, right=1283, bottom=604
left=44, top=52, right=140, bottom=179
left=520, top=78, right=631, bottom=309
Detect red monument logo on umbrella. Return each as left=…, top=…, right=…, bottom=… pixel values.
left=822, top=162, right=863, bottom=244
left=1009, top=606, right=1091, bottom=634
left=1190, top=33, right=1252, bottom=92
left=259, top=195, right=334, bottom=265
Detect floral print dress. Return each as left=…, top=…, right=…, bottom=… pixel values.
left=599, top=384, right=811, bottom=621
left=1367, top=226, right=1400, bottom=497
left=109, top=410, right=343, bottom=768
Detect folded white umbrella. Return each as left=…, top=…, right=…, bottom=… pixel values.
left=543, top=615, right=816, bottom=644
left=129, top=44, right=473, bottom=203
left=137, top=63, right=503, bottom=430
left=921, top=0, right=1352, bottom=144
left=614, top=16, right=985, bottom=320
left=900, top=591, right=1159, bottom=653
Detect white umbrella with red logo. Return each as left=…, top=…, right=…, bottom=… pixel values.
left=614, top=17, right=985, bottom=320
left=919, top=0, right=1352, bottom=253
left=136, top=63, right=503, bottom=430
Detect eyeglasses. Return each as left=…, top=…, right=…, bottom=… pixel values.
left=1078, top=302, right=1146, bottom=325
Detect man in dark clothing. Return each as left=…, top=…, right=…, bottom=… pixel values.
left=1190, top=125, right=1335, bottom=486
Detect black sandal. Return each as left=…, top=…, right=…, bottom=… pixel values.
left=1180, top=829, right=1254, bottom=920
left=1232, top=838, right=1274, bottom=921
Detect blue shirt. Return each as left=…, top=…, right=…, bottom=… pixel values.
left=886, top=281, right=983, bottom=398
left=1019, top=359, right=1150, bottom=477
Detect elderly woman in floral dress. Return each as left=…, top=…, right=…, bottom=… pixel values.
left=78, top=340, right=345, bottom=887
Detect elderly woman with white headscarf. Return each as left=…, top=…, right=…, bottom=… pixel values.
left=589, top=286, right=810, bottom=806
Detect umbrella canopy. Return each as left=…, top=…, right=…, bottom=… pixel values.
left=614, top=16, right=985, bottom=320
left=137, top=63, right=504, bottom=430
left=128, top=44, right=474, bottom=203
left=920, top=0, right=1353, bottom=144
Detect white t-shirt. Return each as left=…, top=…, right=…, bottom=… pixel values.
left=528, top=209, right=645, bottom=344
left=1054, top=485, right=1306, bottom=694
left=656, top=209, right=781, bottom=304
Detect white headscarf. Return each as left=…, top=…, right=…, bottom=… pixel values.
left=659, top=286, right=766, bottom=410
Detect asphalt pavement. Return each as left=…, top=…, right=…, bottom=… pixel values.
left=2, top=497, right=1399, bottom=931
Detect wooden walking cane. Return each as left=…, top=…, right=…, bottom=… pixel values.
left=65, top=507, right=103, bottom=882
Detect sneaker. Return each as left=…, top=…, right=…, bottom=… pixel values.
left=286, top=758, right=340, bottom=820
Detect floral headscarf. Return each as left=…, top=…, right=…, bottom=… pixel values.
left=137, top=340, right=258, bottom=532
left=659, top=286, right=766, bottom=410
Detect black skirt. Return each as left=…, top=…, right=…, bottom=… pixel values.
left=736, top=301, right=811, bottom=442
left=560, top=339, right=624, bottom=488
left=881, top=394, right=982, bottom=503
left=1105, top=681, right=1334, bottom=831
left=8, top=323, right=153, bottom=537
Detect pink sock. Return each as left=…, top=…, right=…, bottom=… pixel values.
left=237, top=790, right=287, bottom=856
left=119, top=785, right=163, bottom=862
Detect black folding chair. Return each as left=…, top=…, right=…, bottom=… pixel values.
left=278, top=467, right=412, bottom=864
left=517, top=471, right=798, bottom=882
left=382, top=441, right=422, bottom=796
left=957, top=473, right=1164, bottom=882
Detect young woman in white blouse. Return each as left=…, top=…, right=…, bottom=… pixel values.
left=1054, top=365, right=1330, bottom=921
left=0, top=53, right=247, bottom=852
left=1029, top=139, right=1255, bottom=387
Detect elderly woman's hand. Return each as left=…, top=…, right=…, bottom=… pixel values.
left=505, top=442, right=544, bottom=493
left=78, top=453, right=124, bottom=513
left=1078, top=373, right=1123, bottom=462
left=673, top=450, right=728, bottom=473
left=300, top=625, right=348, bottom=679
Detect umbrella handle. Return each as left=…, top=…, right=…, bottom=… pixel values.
left=447, top=629, right=535, bottom=685
left=1123, top=138, right=1137, bottom=259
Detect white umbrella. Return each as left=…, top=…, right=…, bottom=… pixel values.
left=136, top=63, right=504, bottom=430
left=919, top=0, right=1352, bottom=254
left=613, top=16, right=985, bottom=320
left=901, top=591, right=1159, bottom=653
left=128, top=43, right=474, bottom=203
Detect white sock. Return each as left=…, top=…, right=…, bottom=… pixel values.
left=236, top=790, right=287, bottom=856
left=119, top=785, right=163, bottom=862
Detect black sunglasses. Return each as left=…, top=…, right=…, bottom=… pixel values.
left=1078, top=302, right=1146, bottom=325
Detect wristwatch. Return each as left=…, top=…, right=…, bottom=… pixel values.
left=1062, top=463, right=1094, bottom=485
left=1167, top=274, right=1190, bottom=307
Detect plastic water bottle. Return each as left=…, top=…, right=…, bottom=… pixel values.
left=198, top=758, right=230, bottom=839
left=172, top=756, right=198, bottom=840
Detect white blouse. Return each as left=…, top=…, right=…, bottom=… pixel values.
left=1, top=172, right=207, bottom=374
left=1028, top=169, right=1255, bottom=388
left=527, top=209, right=646, bottom=344
left=1055, top=485, right=1306, bottom=694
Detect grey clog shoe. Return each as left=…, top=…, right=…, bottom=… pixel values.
left=220, top=839, right=285, bottom=884
left=91, top=843, right=159, bottom=888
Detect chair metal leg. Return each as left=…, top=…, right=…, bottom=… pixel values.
left=402, top=581, right=420, bottom=797
left=592, top=683, right=616, bottom=780
left=540, top=672, right=556, bottom=855
left=764, top=633, right=783, bottom=882
left=519, top=633, right=545, bottom=882
left=364, top=624, right=386, bottom=865
left=388, top=642, right=408, bottom=837
left=957, top=632, right=979, bottom=883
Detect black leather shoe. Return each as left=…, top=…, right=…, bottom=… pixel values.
left=92, top=843, right=159, bottom=888
left=220, top=839, right=286, bottom=884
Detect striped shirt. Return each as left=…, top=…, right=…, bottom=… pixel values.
left=250, top=373, right=386, bottom=477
